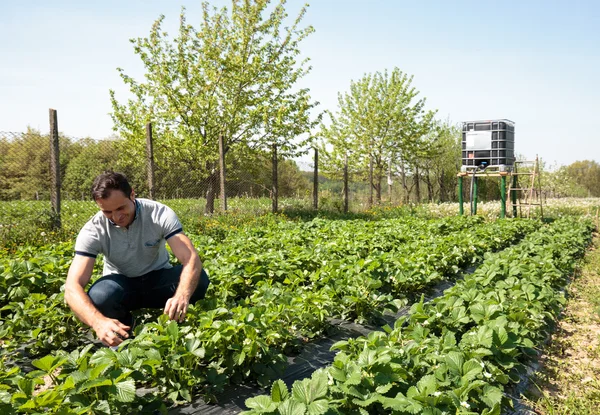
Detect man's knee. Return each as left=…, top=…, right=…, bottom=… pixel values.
left=88, top=278, right=126, bottom=311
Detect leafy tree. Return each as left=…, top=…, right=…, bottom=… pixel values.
left=416, top=120, right=462, bottom=202
left=318, top=68, right=436, bottom=205
left=541, top=163, right=587, bottom=198
left=110, top=0, right=319, bottom=213
left=62, top=138, right=124, bottom=199
left=565, top=160, right=600, bottom=197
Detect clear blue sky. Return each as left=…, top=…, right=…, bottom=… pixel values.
left=1, top=0, right=598, bottom=168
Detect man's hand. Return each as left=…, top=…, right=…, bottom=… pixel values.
left=164, top=295, right=190, bottom=323
left=93, top=317, right=131, bottom=347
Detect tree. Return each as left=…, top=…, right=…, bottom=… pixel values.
left=319, top=68, right=436, bottom=204
left=110, top=0, right=319, bottom=213
left=565, top=160, right=600, bottom=197
left=416, top=120, right=461, bottom=202
left=62, top=138, right=124, bottom=199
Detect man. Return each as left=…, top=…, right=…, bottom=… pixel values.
left=65, top=172, right=209, bottom=347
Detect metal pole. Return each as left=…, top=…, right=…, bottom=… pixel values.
left=500, top=174, right=506, bottom=218
left=458, top=175, right=464, bottom=216
left=512, top=174, right=518, bottom=217
left=472, top=176, right=478, bottom=215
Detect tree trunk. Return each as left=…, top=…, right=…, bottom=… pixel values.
left=400, top=162, right=409, bottom=204
left=424, top=168, right=434, bottom=202
left=368, top=153, right=373, bottom=208
left=415, top=165, right=421, bottom=202
left=375, top=175, right=382, bottom=203
left=204, top=168, right=218, bottom=214
left=438, top=169, right=447, bottom=201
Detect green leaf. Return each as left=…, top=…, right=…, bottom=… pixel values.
left=462, top=359, right=483, bottom=382
left=292, top=370, right=328, bottom=404
left=271, top=379, right=289, bottom=403
left=166, top=321, right=179, bottom=340
left=277, top=399, right=306, bottom=415
left=245, top=395, right=277, bottom=412
left=480, top=385, right=503, bottom=408
left=445, top=351, right=464, bottom=374
left=416, top=374, right=436, bottom=396
left=307, top=400, right=329, bottom=415
left=113, top=379, right=136, bottom=403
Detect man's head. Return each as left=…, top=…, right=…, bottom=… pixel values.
left=91, top=172, right=136, bottom=227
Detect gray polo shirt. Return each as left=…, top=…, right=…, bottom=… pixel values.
left=74, top=198, right=183, bottom=277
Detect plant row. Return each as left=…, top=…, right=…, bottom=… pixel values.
left=0, top=217, right=543, bottom=413
left=0, top=217, right=537, bottom=359
left=241, top=216, right=594, bottom=415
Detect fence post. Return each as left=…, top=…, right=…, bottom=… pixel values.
left=49, top=108, right=61, bottom=229
left=218, top=132, right=227, bottom=212
left=313, top=148, right=318, bottom=210
left=145, top=122, right=155, bottom=200
left=343, top=152, right=349, bottom=213
left=368, top=153, right=373, bottom=208
left=272, top=144, right=278, bottom=213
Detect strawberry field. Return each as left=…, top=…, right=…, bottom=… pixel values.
left=0, top=205, right=596, bottom=414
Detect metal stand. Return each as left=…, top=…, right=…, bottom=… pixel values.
left=458, top=170, right=510, bottom=218
left=458, top=157, right=543, bottom=219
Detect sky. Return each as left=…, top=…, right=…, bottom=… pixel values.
left=1, top=0, right=599, bottom=170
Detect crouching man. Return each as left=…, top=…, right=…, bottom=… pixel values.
left=65, top=171, right=209, bottom=347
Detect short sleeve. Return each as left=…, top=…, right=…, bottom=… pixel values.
left=156, top=204, right=183, bottom=240
left=74, top=221, right=101, bottom=258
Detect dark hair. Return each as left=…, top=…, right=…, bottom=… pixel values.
left=91, top=171, right=133, bottom=200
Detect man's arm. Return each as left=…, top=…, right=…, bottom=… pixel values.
left=164, top=233, right=202, bottom=322
left=65, top=255, right=130, bottom=346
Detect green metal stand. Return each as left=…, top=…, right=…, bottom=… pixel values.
left=500, top=175, right=506, bottom=218
left=472, top=176, right=478, bottom=215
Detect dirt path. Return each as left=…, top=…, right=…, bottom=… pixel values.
left=524, top=233, right=600, bottom=414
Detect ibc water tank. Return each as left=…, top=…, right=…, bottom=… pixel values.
left=461, top=119, right=515, bottom=171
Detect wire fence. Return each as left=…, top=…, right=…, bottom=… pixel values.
left=0, top=112, right=467, bottom=247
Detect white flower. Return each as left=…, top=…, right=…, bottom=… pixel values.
left=461, top=401, right=470, bottom=409
left=41, top=231, right=46, bottom=236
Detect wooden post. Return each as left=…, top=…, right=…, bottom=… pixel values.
left=49, top=109, right=61, bottom=229
left=511, top=174, right=518, bottom=217
left=218, top=133, right=227, bottom=212
left=145, top=122, right=156, bottom=200
left=387, top=158, right=392, bottom=203
left=272, top=144, right=278, bottom=213
left=343, top=152, right=349, bottom=213
left=313, top=148, right=318, bottom=210
left=368, top=153, right=373, bottom=208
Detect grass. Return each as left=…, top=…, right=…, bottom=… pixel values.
left=523, top=233, right=600, bottom=414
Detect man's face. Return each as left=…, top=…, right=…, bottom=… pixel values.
left=95, top=190, right=136, bottom=227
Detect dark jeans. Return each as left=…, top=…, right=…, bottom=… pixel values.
left=87, top=265, right=210, bottom=327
